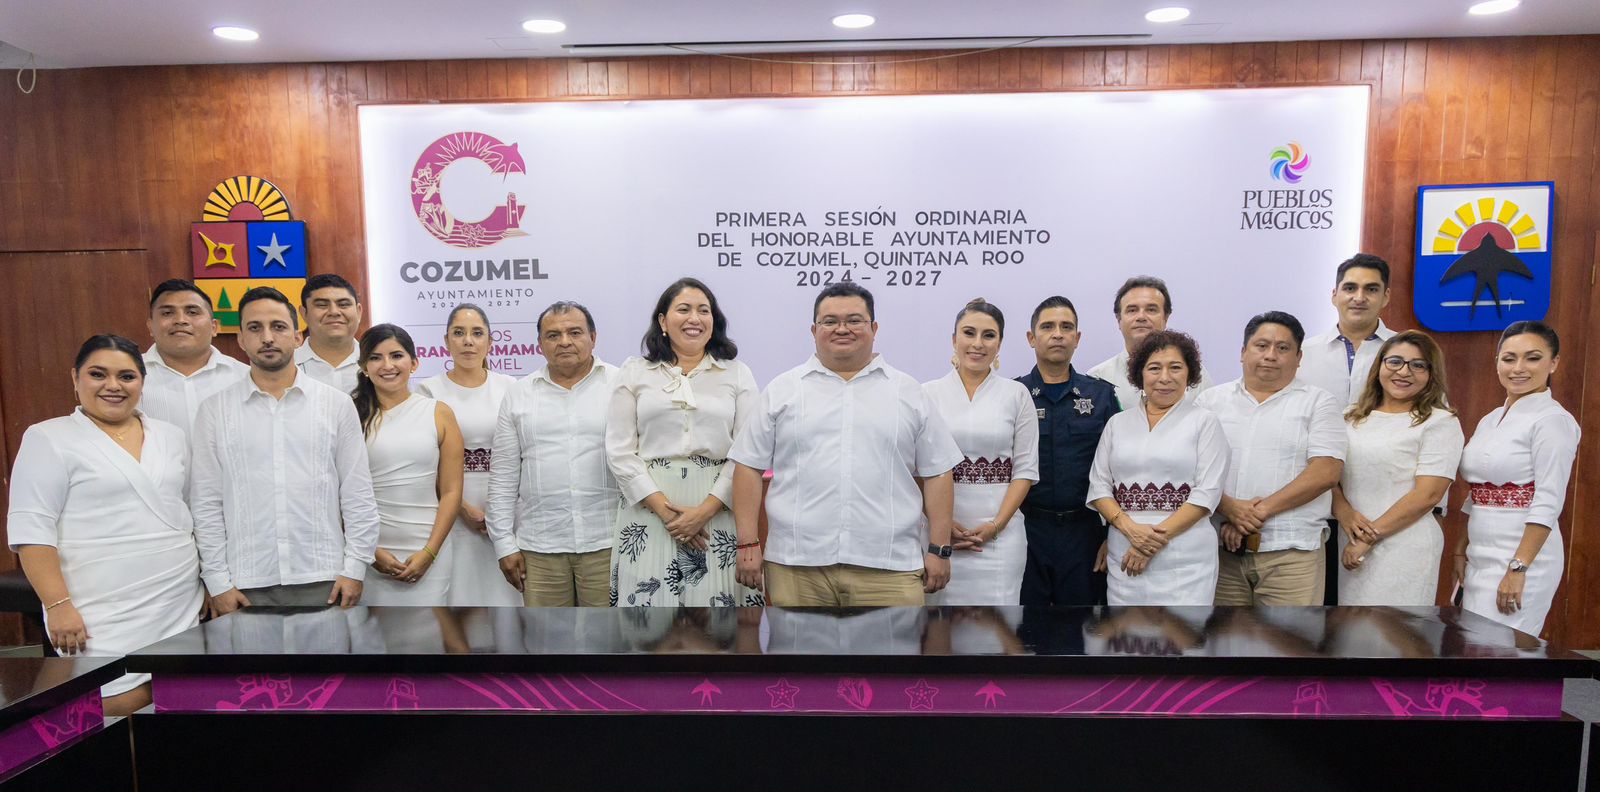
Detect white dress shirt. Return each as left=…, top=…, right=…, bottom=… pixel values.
left=486, top=359, right=620, bottom=558
left=606, top=356, right=759, bottom=508
left=139, top=346, right=249, bottom=436
left=1297, top=321, right=1397, bottom=405
left=1195, top=379, right=1347, bottom=552
left=729, top=354, right=963, bottom=573
left=1087, top=349, right=1215, bottom=414
left=190, top=371, right=380, bottom=595
left=294, top=341, right=360, bottom=394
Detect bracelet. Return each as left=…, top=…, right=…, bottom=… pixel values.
left=735, top=540, right=760, bottom=550
left=45, top=596, right=71, bottom=611
left=423, top=546, right=439, bottom=561
left=1105, top=509, right=1125, bottom=525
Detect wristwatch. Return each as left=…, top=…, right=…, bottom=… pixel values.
left=927, top=543, right=953, bottom=559
left=1508, top=558, right=1530, bottom=573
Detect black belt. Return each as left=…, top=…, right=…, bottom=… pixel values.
left=1022, top=505, right=1095, bottom=523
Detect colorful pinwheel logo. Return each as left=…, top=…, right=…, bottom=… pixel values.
left=1269, top=142, right=1310, bottom=183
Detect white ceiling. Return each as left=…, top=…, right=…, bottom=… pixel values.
left=2, top=0, right=1597, bottom=69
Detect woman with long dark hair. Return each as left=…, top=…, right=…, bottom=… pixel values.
left=606, top=277, right=763, bottom=605
left=417, top=304, right=521, bottom=607
left=7, top=335, right=205, bottom=715
left=354, top=323, right=465, bottom=605
left=1333, top=330, right=1463, bottom=605
left=1455, top=321, right=1579, bottom=634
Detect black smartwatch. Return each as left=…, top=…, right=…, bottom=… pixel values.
left=927, top=543, right=953, bottom=559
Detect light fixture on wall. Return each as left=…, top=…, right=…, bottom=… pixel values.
left=211, top=25, right=260, bottom=42
left=1144, top=7, right=1192, bottom=23
left=522, top=19, right=567, bottom=34
left=832, top=14, right=877, bottom=29
left=1467, top=0, right=1520, bottom=14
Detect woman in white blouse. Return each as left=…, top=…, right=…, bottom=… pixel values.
left=1333, top=330, right=1463, bottom=606
left=607, top=277, right=762, bottom=606
left=353, top=324, right=465, bottom=605
left=7, top=335, right=205, bottom=715
left=1454, top=321, right=1579, bottom=635
left=923, top=299, right=1038, bottom=605
left=417, top=304, right=521, bottom=607
left=1088, top=330, right=1229, bottom=606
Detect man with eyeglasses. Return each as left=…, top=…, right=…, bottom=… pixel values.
left=1196, top=311, right=1346, bottom=606
left=729, top=282, right=963, bottom=606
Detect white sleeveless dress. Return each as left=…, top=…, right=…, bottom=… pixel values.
left=418, top=371, right=521, bottom=607
left=363, top=395, right=451, bottom=605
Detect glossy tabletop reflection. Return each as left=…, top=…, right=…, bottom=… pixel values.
left=129, top=606, right=1596, bottom=678
left=0, top=656, right=120, bottom=732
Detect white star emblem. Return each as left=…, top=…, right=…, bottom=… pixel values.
left=1073, top=397, right=1095, bottom=415
left=257, top=233, right=292, bottom=269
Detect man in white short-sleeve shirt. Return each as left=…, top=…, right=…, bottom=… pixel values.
left=729, top=282, right=962, bottom=607
left=1087, top=275, right=1214, bottom=411
left=486, top=301, right=619, bottom=608
left=1297, top=254, right=1398, bottom=405
left=141, top=279, right=248, bottom=436
left=1197, top=311, right=1346, bottom=606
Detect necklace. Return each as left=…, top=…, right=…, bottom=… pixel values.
left=91, top=415, right=137, bottom=441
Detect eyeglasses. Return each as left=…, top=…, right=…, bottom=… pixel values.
left=816, top=317, right=870, bottom=330
left=1382, top=356, right=1430, bottom=373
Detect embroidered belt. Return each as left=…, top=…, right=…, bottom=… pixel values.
left=464, top=448, right=491, bottom=473
left=1113, top=482, right=1193, bottom=513
left=953, top=456, right=1013, bottom=484
left=1469, top=482, right=1535, bottom=509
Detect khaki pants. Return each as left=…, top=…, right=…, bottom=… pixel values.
left=241, top=580, right=336, bottom=606
left=765, top=562, right=925, bottom=607
left=1215, top=545, right=1326, bottom=606
left=523, top=549, right=612, bottom=607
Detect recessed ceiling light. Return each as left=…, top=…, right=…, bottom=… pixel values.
left=1468, top=0, right=1520, bottom=15
left=1144, top=7, right=1192, bottom=23
left=522, top=19, right=567, bottom=34
left=832, top=13, right=877, bottom=29
left=211, top=25, right=260, bottom=42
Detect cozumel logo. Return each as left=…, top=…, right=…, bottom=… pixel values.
left=410, top=132, right=528, bottom=249
left=1269, top=142, right=1310, bottom=183
left=1414, top=182, right=1554, bottom=332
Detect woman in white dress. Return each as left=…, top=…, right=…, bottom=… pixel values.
left=416, top=304, right=521, bottom=607
left=353, top=324, right=465, bottom=605
left=1454, top=321, right=1579, bottom=635
left=923, top=299, right=1038, bottom=605
left=7, top=335, right=205, bottom=715
left=1088, top=330, right=1228, bottom=606
left=1333, top=330, right=1463, bottom=605
left=607, top=277, right=763, bottom=606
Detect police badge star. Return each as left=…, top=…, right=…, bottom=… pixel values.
left=1073, top=397, right=1095, bottom=415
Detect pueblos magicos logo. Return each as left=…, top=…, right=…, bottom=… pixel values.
left=409, top=132, right=529, bottom=249
left=1268, top=141, right=1310, bottom=183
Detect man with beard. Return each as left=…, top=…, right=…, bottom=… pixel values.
left=191, top=286, right=379, bottom=611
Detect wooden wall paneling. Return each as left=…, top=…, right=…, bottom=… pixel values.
left=1, top=35, right=1598, bottom=640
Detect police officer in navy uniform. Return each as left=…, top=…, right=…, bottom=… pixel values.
left=1015, top=296, right=1119, bottom=606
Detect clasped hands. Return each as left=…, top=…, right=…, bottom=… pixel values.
left=650, top=496, right=717, bottom=549
left=1118, top=520, right=1169, bottom=576
left=1333, top=503, right=1383, bottom=571
left=950, top=520, right=998, bottom=552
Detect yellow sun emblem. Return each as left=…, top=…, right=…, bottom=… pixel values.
left=202, top=176, right=291, bottom=223
left=1431, top=197, right=1541, bottom=254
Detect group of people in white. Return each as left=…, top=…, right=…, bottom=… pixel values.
left=4, top=254, right=1579, bottom=714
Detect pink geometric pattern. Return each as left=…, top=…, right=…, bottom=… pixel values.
left=151, top=673, right=1561, bottom=720
left=463, top=448, right=492, bottom=474
left=1113, top=482, right=1193, bottom=512
left=0, top=690, right=103, bottom=781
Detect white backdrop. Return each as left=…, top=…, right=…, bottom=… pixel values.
left=359, top=87, right=1369, bottom=384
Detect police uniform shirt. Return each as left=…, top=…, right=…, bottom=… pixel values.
left=1015, top=366, right=1119, bottom=512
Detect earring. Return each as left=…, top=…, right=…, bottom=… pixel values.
left=662, top=330, right=668, bottom=337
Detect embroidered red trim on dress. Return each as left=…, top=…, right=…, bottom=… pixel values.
left=1113, top=482, right=1193, bottom=513
left=1469, top=482, right=1535, bottom=509
left=464, top=448, right=492, bottom=473
left=953, top=457, right=1013, bottom=484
